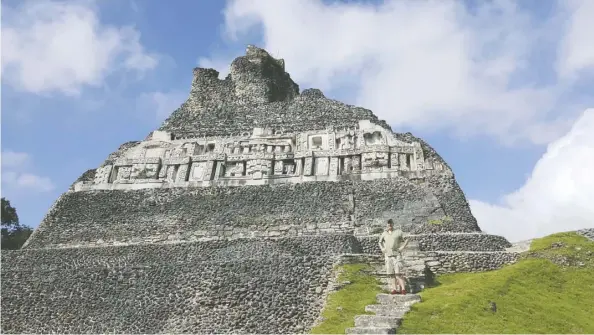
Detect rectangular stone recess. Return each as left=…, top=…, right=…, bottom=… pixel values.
left=1, top=235, right=356, bottom=334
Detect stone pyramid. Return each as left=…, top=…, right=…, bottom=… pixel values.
left=1, top=46, right=512, bottom=334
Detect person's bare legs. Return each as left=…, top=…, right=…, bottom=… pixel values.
left=393, top=274, right=399, bottom=292
left=396, top=274, right=406, bottom=294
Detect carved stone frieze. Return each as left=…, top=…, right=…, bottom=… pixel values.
left=85, top=122, right=451, bottom=189
left=94, top=165, right=113, bottom=184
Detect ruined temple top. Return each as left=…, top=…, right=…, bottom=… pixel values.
left=159, top=45, right=391, bottom=138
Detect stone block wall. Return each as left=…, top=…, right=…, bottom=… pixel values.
left=27, top=177, right=480, bottom=249
left=2, top=235, right=356, bottom=334
left=25, top=183, right=354, bottom=249
left=424, top=251, right=520, bottom=274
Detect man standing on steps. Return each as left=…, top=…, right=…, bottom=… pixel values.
left=378, top=219, right=409, bottom=295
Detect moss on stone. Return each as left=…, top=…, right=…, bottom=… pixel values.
left=399, top=232, right=594, bottom=334
left=310, top=263, right=381, bottom=334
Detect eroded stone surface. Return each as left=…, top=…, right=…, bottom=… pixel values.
left=1, top=235, right=353, bottom=334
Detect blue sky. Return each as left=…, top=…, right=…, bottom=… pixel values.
left=1, top=0, right=593, bottom=242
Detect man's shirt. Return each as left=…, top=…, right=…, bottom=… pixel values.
left=379, top=229, right=404, bottom=257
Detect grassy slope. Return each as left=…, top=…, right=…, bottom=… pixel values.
left=310, top=264, right=382, bottom=334
left=399, top=232, right=594, bottom=334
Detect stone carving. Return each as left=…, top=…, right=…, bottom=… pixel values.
left=337, top=134, right=355, bottom=150
left=116, top=166, right=132, bottom=181
left=274, top=160, right=284, bottom=175
left=78, top=121, right=450, bottom=189
left=343, top=157, right=353, bottom=175
left=166, top=165, right=177, bottom=182
left=175, top=164, right=190, bottom=183
left=329, top=157, right=339, bottom=175
left=190, top=162, right=207, bottom=181
left=94, top=165, right=113, bottom=184
left=352, top=155, right=361, bottom=172
left=361, top=152, right=389, bottom=172
left=225, top=162, right=246, bottom=177
left=314, top=157, right=329, bottom=176
left=303, top=157, right=313, bottom=176
left=390, top=153, right=400, bottom=170
left=247, top=159, right=271, bottom=179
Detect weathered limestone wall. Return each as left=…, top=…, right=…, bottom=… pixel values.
left=160, top=48, right=391, bottom=138
left=25, top=182, right=354, bottom=249
left=26, top=177, right=480, bottom=250
left=1, top=235, right=356, bottom=334
left=424, top=251, right=520, bottom=274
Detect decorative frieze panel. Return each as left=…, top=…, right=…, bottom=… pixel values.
left=204, top=161, right=215, bottom=181
left=175, top=164, right=190, bottom=183
left=314, top=157, right=329, bottom=176
left=303, top=157, right=313, bottom=176
left=225, top=161, right=246, bottom=177
left=189, top=162, right=208, bottom=181
left=247, top=159, right=272, bottom=179
left=342, top=157, right=353, bottom=175
left=329, top=157, right=339, bottom=175
left=352, top=155, right=361, bottom=172
left=362, top=152, right=389, bottom=172
left=116, top=166, right=132, bottom=181
left=94, top=165, right=113, bottom=184
left=87, top=122, right=451, bottom=189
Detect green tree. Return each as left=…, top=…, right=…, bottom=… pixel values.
left=1, top=197, right=32, bottom=250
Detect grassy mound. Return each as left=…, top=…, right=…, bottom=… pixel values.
left=399, top=232, right=594, bottom=334
left=310, top=263, right=382, bottom=334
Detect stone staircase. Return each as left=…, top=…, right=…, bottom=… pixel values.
left=345, top=249, right=427, bottom=334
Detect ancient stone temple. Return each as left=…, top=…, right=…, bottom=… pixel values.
left=1, top=46, right=515, bottom=334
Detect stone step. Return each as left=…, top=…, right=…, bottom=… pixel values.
left=365, top=304, right=410, bottom=316
left=376, top=293, right=421, bottom=305
left=354, top=315, right=402, bottom=328
left=345, top=326, right=396, bottom=334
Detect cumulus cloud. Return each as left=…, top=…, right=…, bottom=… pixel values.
left=202, top=0, right=594, bottom=145
left=1, top=0, right=158, bottom=96
left=470, top=109, right=594, bottom=242
left=1, top=151, right=55, bottom=193
left=557, top=0, right=594, bottom=78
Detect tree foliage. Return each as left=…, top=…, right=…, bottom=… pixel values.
left=1, top=197, right=32, bottom=250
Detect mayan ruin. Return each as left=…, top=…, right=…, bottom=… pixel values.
left=2, top=46, right=524, bottom=334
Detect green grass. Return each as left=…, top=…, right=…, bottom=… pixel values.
left=310, top=263, right=382, bottom=334
left=399, top=232, right=594, bottom=334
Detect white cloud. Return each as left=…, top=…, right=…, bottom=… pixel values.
left=137, top=91, right=187, bottom=121
left=1, top=0, right=158, bottom=96
left=202, top=0, right=594, bottom=145
left=470, top=109, right=594, bottom=242
left=557, top=0, right=594, bottom=78
left=1, top=151, right=55, bottom=193
left=1, top=151, right=31, bottom=169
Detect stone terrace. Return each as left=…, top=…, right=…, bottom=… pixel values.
left=2, top=235, right=355, bottom=334
left=26, top=177, right=478, bottom=249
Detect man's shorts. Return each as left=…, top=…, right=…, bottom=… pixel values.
left=385, top=255, right=404, bottom=275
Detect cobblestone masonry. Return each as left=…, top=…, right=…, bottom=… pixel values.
left=1, top=235, right=356, bottom=334
left=26, top=177, right=479, bottom=249
left=424, top=251, right=521, bottom=274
